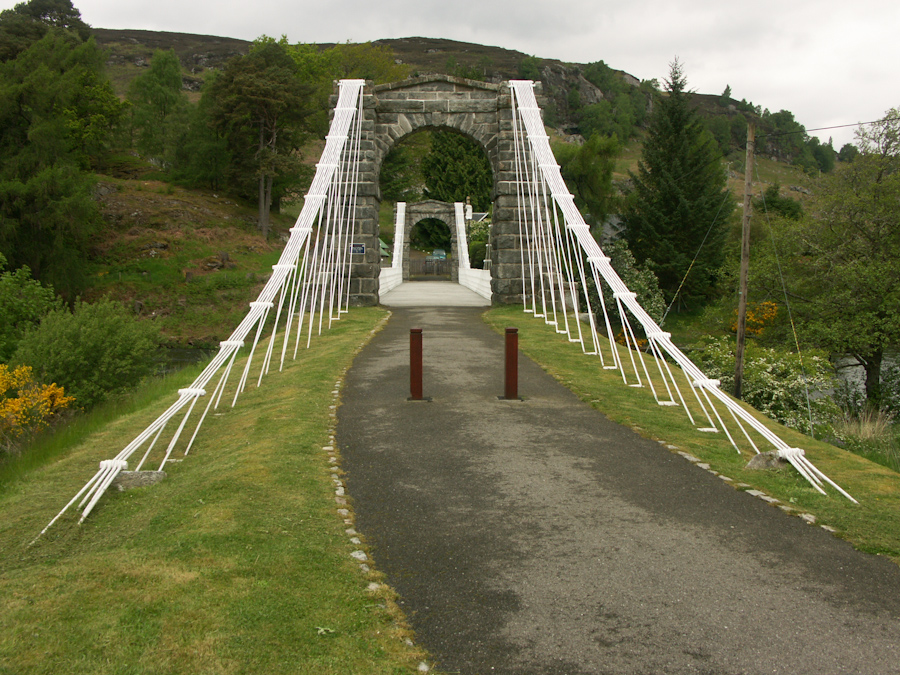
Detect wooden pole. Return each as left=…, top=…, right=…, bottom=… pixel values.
left=734, top=122, right=756, bottom=399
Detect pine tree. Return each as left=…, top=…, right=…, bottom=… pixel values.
left=622, top=59, right=733, bottom=308
left=421, top=131, right=492, bottom=211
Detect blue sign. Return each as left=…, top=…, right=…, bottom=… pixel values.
left=350, top=242, right=365, bottom=255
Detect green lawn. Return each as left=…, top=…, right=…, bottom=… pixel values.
left=0, top=307, right=427, bottom=674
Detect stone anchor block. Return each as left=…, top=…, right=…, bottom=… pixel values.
left=112, top=471, right=167, bottom=491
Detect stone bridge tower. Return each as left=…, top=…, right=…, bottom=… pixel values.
left=333, top=74, right=541, bottom=305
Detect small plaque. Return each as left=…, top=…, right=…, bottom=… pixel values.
left=350, top=242, right=365, bottom=255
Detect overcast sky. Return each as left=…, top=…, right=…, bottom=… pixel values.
left=7, top=0, right=898, bottom=148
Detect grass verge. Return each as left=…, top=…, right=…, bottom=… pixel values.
left=484, top=306, right=900, bottom=564
left=0, top=307, right=428, bottom=674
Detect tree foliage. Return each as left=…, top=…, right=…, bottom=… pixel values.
left=14, top=296, right=160, bottom=409
left=206, top=40, right=313, bottom=236
left=0, top=252, right=61, bottom=362
left=421, top=131, right=492, bottom=211
left=0, top=0, right=90, bottom=62
left=287, top=40, right=408, bottom=135
left=554, top=134, right=620, bottom=229
left=622, top=59, right=734, bottom=308
left=0, top=14, right=123, bottom=296
left=753, top=107, right=900, bottom=405
left=578, top=60, right=651, bottom=141
left=756, top=184, right=803, bottom=220
left=127, top=48, right=189, bottom=165
left=586, top=238, right=665, bottom=329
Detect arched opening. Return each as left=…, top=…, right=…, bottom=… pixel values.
left=352, top=75, right=528, bottom=305
left=377, top=128, right=492, bottom=272
left=409, top=217, right=452, bottom=279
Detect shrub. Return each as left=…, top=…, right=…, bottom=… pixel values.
left=585, top=238, right=666, bottom=329
left=0, top=364, right=74, bottom=454
left=0, top=252, right=62, bottom=362
left=14, top=297, right=160, bottom=409
left=691, top=336, right=838, bottom=435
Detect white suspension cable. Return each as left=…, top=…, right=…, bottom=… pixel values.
left=507, top=80, right=855, bottom=503
left=35, top=80, right=370, bottom=540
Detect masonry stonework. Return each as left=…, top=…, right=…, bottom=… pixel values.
left=331, top=74, right=542, bottom=306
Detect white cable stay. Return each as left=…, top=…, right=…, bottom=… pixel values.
left=33, top=80, right=370, bottom=543
left=507, top=80, right=855, bottom=503
left=34, top=78, right=856, bottom=544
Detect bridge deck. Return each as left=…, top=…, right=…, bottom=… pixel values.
left=379, top=280, right=491, bottom=307
left=337, top=307, right=900, bottom=674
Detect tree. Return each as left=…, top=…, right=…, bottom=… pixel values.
left=755, top=107, right=900, bottom=405
left=0, top=0, right=90, bottom=62
left=128, top=48, right=189, bottom=165
left=421, top=131, right=492, bottom=211
left=287, top=40, right=408, bottom=136
left=756, top=184, right=803, bottom=220
left=0, top=252, right=61, bottom=361
left=0, top=28, right=122, bottom=295
left=554, top=133, right=620, bottom=229
left=719, top=85, right=732, bottom=106
left=621, top=59, right=734, bottom=307
left=207, top=40, right=313, bottom=237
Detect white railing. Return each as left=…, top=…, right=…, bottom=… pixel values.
left=378, top=202, right=406, bottom=296
left=454, top=202, right=492, bottom=300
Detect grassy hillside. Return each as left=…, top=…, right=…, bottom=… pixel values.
left=82, top=155, right=300, bottom=348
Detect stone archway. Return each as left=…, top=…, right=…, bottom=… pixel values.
left=332, top=74, right=543, bottom=306
left=402, top=200, right=458, bottom=282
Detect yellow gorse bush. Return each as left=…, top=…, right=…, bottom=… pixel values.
left=0, top=364, right=74, bottom=451
left=731, top=300, right=778, bottom=336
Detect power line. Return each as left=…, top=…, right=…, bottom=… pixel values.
left=757, top=116, right=900, bottom=140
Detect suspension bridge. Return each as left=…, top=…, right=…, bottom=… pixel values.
left=36, top=76, right=855, bottom=542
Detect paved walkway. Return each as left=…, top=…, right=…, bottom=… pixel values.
left=337, top=307, right=900, bottom=675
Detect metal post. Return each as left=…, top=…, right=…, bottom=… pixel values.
left=505, top=327, right=518, bottom=400
left=410, top=328, right=423, bottom=400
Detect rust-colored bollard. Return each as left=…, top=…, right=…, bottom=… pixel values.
left=505, top=327, right=519, bottom=400
left=409, top=328, right=423, bottom=400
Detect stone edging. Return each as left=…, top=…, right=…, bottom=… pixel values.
left=325, top=311, right=433, bottom=673
left=659, top=440, right=836, bottom=533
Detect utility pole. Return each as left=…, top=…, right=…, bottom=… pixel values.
left=734, top=122, right=756, bottom=399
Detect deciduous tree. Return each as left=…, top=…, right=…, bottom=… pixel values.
left=755, top=108, right=900, bottom=405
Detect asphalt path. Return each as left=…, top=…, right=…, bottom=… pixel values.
left=337, top=306, right=900, bottom=675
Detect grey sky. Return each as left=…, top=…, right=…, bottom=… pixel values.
left=6, top=0, right=898, bottom=147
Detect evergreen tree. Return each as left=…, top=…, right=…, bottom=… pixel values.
left=622, top=59, right=733, bottom=307
left=206, top=40, right=313, bottom=236
left=421, top=131, right=492, bottom=211
left=0, top=26, right=123, bottom=296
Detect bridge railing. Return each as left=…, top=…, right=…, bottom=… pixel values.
left=378, top=202, right=405, bottom=296
left=454, top=201, right=492, bottom=300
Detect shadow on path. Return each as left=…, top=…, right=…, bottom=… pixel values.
left=337, top=307, right=900, bottom=675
